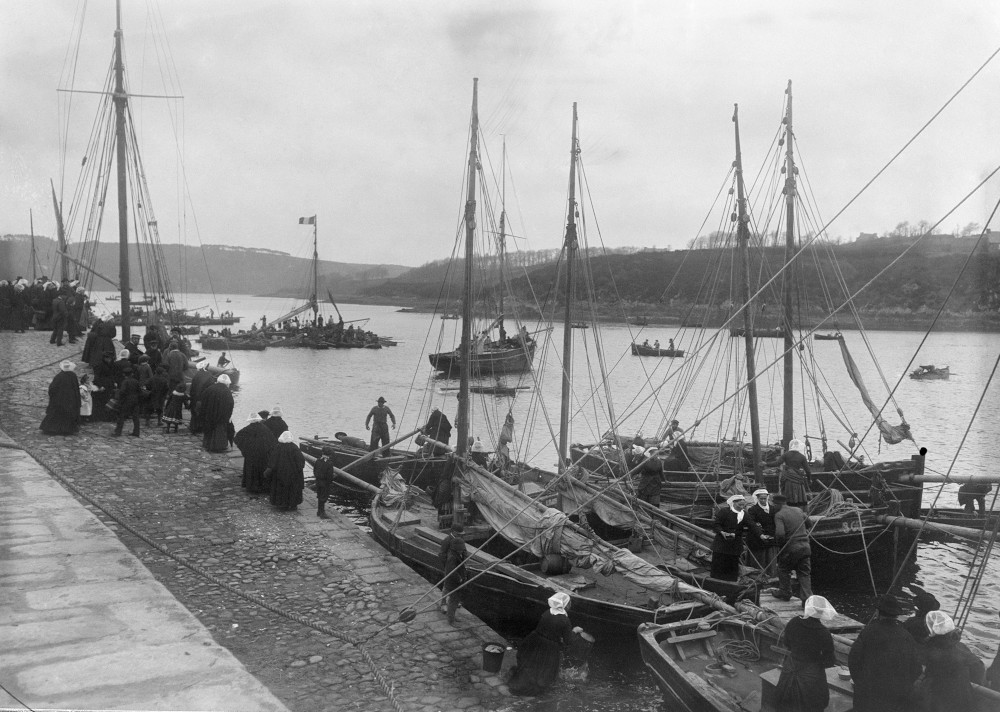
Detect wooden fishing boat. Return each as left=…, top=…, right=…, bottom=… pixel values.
left=728, top=326, right=785, bottom=338
left=371, top=461, right=749, bottom=639
left=631, top=342, right=684, bottom=357
left=199, top=336, right=267, bottom=351
left=814, top=332, right=842, bottom=341
left=637, top=612, right=857, bottom=712
left=299, top=433, right=445, bottom=495
left=920, top=506, right=999, bottom=533
left=638, top=597, right=1000, bottom=711
left=429, top=340, right=535, bottom=376
left=909, top=364, right=950, bottom=380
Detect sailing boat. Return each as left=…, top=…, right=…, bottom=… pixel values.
left=570, top=86, right=927, bottom=586
left=55, top=1, right=238, bottom=385
left=364, top=82, right=785, bottom=640
left=263, top=216, right=381, bottom=350
left=427, top=142, right=535, bottom=377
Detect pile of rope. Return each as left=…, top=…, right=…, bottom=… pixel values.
left=806, top=487, right=863, bottom=518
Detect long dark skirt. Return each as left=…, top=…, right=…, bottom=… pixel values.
left=202, top=422, right=233, bottom=453
left=775, top=657, right=829, bottom=712
left=243, top=458, right=270, bottom=493
left=508, top=634, right=562, bottom=696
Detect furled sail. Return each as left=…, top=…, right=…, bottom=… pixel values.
left=455, top=461, right=729, bottom=611
left=838, top=339, right=913, bottom=444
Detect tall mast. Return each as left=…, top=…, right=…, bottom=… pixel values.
left=455, top=78, right=479, bottom=459
left=50, top=181, right=69, bottom=283
left=497, top=138, right=507, bottom=343
left=29, top=210, right=37, bottom=281
left=312, top=218, right=319, bottom=323
left=557, top=103, right=579, bottom=473
left=733, top=104, right=763, bottom=478
left=781, top=80, right=796, bottom=450
left=113, top=0, right=131, bottom=339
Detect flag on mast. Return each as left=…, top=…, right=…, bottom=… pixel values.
left=299, top=215, right=316, bottom=225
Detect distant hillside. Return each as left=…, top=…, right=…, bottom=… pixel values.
left=0, top=236, right=410, bottom=297
left=366, top=237, right=1000, bottom=325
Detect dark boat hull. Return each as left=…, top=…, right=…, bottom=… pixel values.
left=199, top=337, right=267, bottom=351
left=299, top=438, right=446, bottom=495
left=429, top=341, right=536, bottom=377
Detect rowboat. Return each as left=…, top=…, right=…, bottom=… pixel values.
left=631, top=342, right=684, bottom=357
left=909, top=364, right=950, bottom=380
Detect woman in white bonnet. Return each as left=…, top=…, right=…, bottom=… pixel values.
left=508, top=592, right=576, bottom=696
left=774, top=595, right=837, bottom=712
left=919, top=610, right=985, bottom=712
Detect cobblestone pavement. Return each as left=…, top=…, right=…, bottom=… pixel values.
left=0, top=331, right=514, bottom=712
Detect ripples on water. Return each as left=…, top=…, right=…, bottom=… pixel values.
left=130, top=293, right=1000, bottom=708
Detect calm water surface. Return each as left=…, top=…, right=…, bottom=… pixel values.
left=99, top=292, right=1000, bottom=709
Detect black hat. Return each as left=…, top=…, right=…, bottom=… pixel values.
left=771, top=494, right=788, bottom=504
left=877, top=595, right=905, bottom=617
left=451, top=522, right=464, bottom=533
left=913, top=591, right=940, bottom=614
left=377, top=396, right=386, bottom=404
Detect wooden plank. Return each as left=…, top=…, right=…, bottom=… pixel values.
left=666, top=629, right=718, bottom=644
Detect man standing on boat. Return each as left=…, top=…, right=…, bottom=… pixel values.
left=770, top=494, right=813, bottom=603
left=365, top=396, right=396, bottom=451
left=422, top=407, right=453, bottom=453
left=746, top=488, right=777, bottom=575
left=637, top=448, right=665, bottom=508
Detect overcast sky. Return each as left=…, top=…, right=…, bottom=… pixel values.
left=3, top=0, right=1000, bottom=267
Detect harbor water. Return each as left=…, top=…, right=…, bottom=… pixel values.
left=105, top=292, right=1000, bottom=709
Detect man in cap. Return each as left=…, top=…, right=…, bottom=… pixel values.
left=746, top=488, right=777, bottom=575
left=848, top=595, right=922, bottom=712
left=365, top=396, right=396, bottom=451
left=919, top=610, right=985, bottom=712
left=770, top=493, right=813, bottom=603
left=438, top=522, right=467, bottom=624
left=711, top=493, right=758, bottom=581
left=637, top=447, right=665, bottom=508
left=902, top=590, right=940, bottom=644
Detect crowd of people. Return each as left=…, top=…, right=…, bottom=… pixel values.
left=0, top=276, right=90, bottom=341
left=37, top=316, right=305, bottom=513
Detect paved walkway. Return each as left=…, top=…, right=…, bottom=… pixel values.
left=0, top=445, right=289, bottom=711
left=0, top=331, right=514, bottom=712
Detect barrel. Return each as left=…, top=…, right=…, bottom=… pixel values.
left=482, top=643, right=506, bottom=673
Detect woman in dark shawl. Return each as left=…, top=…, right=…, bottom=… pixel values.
left=508, top=592, right=575, bottom=696
left=199, top=375, right=235, bottom=452
left=40, top=361, right=82, bottom=435
left=775, top=595, right=838, bottom=712
left=91, top=351, right=117, bottom=421
left=81, top=319, right=101, bottom=365
left=85, top=319, right=118, bottom=369
left=266, top=430, right=305, bottom=510
left=234, top=411, right=278, bottom=493
left=263, top=405, right=289, bottom=439
left=187, top=362, right=216, bottom=435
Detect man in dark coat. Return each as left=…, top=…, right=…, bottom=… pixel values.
left=40, top=361, right=82, bottom=435
left=266, top=431, right=305, bottom=511
left=423, top=407, right=453, bottom=446
left=365, top=396, right=396, bottom=451
left=112, top=364, right=142, bottom=437
left=711, top=494, right=758, bottom=581
left=264, top=406, right=290, bottom=440
left=199, top=375, right=235, bottom=452
left=848, top=595, right=922, bottom=712
left=164, top=344, right=188, bottom=391
left=772, top=494, right=813, bottom=602
left=312, top=454, right=335, bottom=519
left=187, top=364, right=216, bottom=435
left=234, top=412, right=278, bottom=494
left=637, top=448, right=665, bottom=508
left=902, top=590, right=940, bottom=644
left=746, top=488, right=777, bottom=574
left=49, top=293, right=68, bottom=346
left=125, top=334, right=143, bottom=364
left=438, top=522, right=468, bottom=624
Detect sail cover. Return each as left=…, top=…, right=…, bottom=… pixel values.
left=838, top=339, right=913, bottom=444
left=455, top=462, right=725, bottom=609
